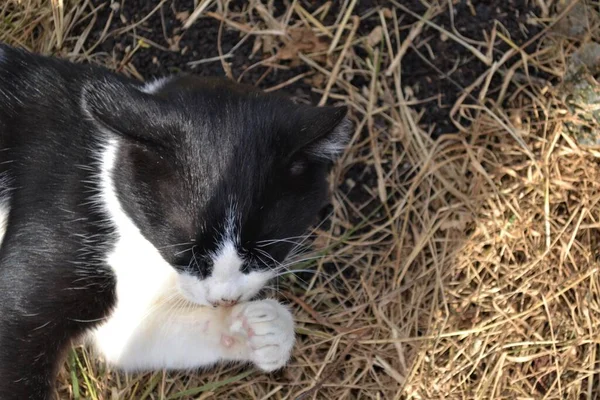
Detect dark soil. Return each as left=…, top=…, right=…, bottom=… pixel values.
left=83, top=0, right=540, bottom=135
left=391, top=0, right=540, bottom=135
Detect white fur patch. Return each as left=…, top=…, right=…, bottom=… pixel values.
left=0, top=171, right=12, bottom=248
left=91, top=137, right=274, bottom=368
left=0, top=202, right=9, bottom=247
left=178, top=238, right=272, bottom=306
left=91, top=138, right=179, bottom=362
left=212, top=240, right=244, bottom=279
left=141, top=76, right=172, bottom=94
left=178, top=204, right=273, bottom=306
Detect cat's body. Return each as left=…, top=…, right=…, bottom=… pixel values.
left=0, top=44, right=350, bottom=399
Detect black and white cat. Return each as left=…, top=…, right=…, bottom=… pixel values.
left=0, top=44, right=351, bottom=399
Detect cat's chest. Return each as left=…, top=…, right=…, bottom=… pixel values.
left=90, top=227, right=182, bottom=361
left=0, top=170, right=11, bottom=246
left=99, top=137, right=180, bottom=309
left=107, top=226, right=178, bottom=308
left=0, top=203, right=8, bottom=247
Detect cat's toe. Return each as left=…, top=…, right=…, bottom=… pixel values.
left=231, top=299, right=295, bottom=371
left=251, top=344, right=292, bottom=372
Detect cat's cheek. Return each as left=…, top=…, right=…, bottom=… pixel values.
left=240, top=271, right=275, bottom=301
left=176, top=273, right=210, bottom=306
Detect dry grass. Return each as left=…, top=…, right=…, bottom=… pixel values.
left=2, top=0, right=600, bottom=399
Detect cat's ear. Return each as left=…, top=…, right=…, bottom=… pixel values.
left=80, top=79, right=171, bottom=145
left=293, top=105, right=352, bottom=161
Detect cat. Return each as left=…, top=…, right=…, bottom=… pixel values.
left=0, top=43, right=351, bottom=399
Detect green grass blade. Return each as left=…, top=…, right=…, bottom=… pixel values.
left=167, top=370, right=253, bottom=399
left=69, top=349, right=80, bottom=400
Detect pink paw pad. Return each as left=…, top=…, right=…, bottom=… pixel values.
left=220, top=334, right=236, bottom=348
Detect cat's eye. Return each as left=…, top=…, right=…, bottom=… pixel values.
left=289, top=159, right=307, bottom=176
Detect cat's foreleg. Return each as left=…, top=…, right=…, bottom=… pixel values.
left=92, top=298, right=295, bottom=372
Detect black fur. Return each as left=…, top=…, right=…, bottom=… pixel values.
left=0, top=43, right=350, bottom=399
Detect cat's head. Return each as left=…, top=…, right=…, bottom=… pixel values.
left=82, top=75, right=351, bottom=306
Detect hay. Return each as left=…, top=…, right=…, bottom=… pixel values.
left=2, top=0, right=600, bottom=398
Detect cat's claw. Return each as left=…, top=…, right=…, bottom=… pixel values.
left=230, top=299, right=295, bottom=371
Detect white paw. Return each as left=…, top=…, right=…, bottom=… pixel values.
left=229, top=299, right=295, bottom=371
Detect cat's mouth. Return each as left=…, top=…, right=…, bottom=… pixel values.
left=176, top=274, right=267, bottom=308
left=207, top=295, right=242, bottom=308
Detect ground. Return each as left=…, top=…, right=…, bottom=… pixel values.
left=2, top=0, right=600, bottom=399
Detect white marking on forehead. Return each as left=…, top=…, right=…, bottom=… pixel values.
left=210, top=204, right=243, bottom=277
left=211, top=239, right=244, bottom=278
left=224, top=202, right=239, bottom=242
left=141, top=76, right=172, bottom=94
